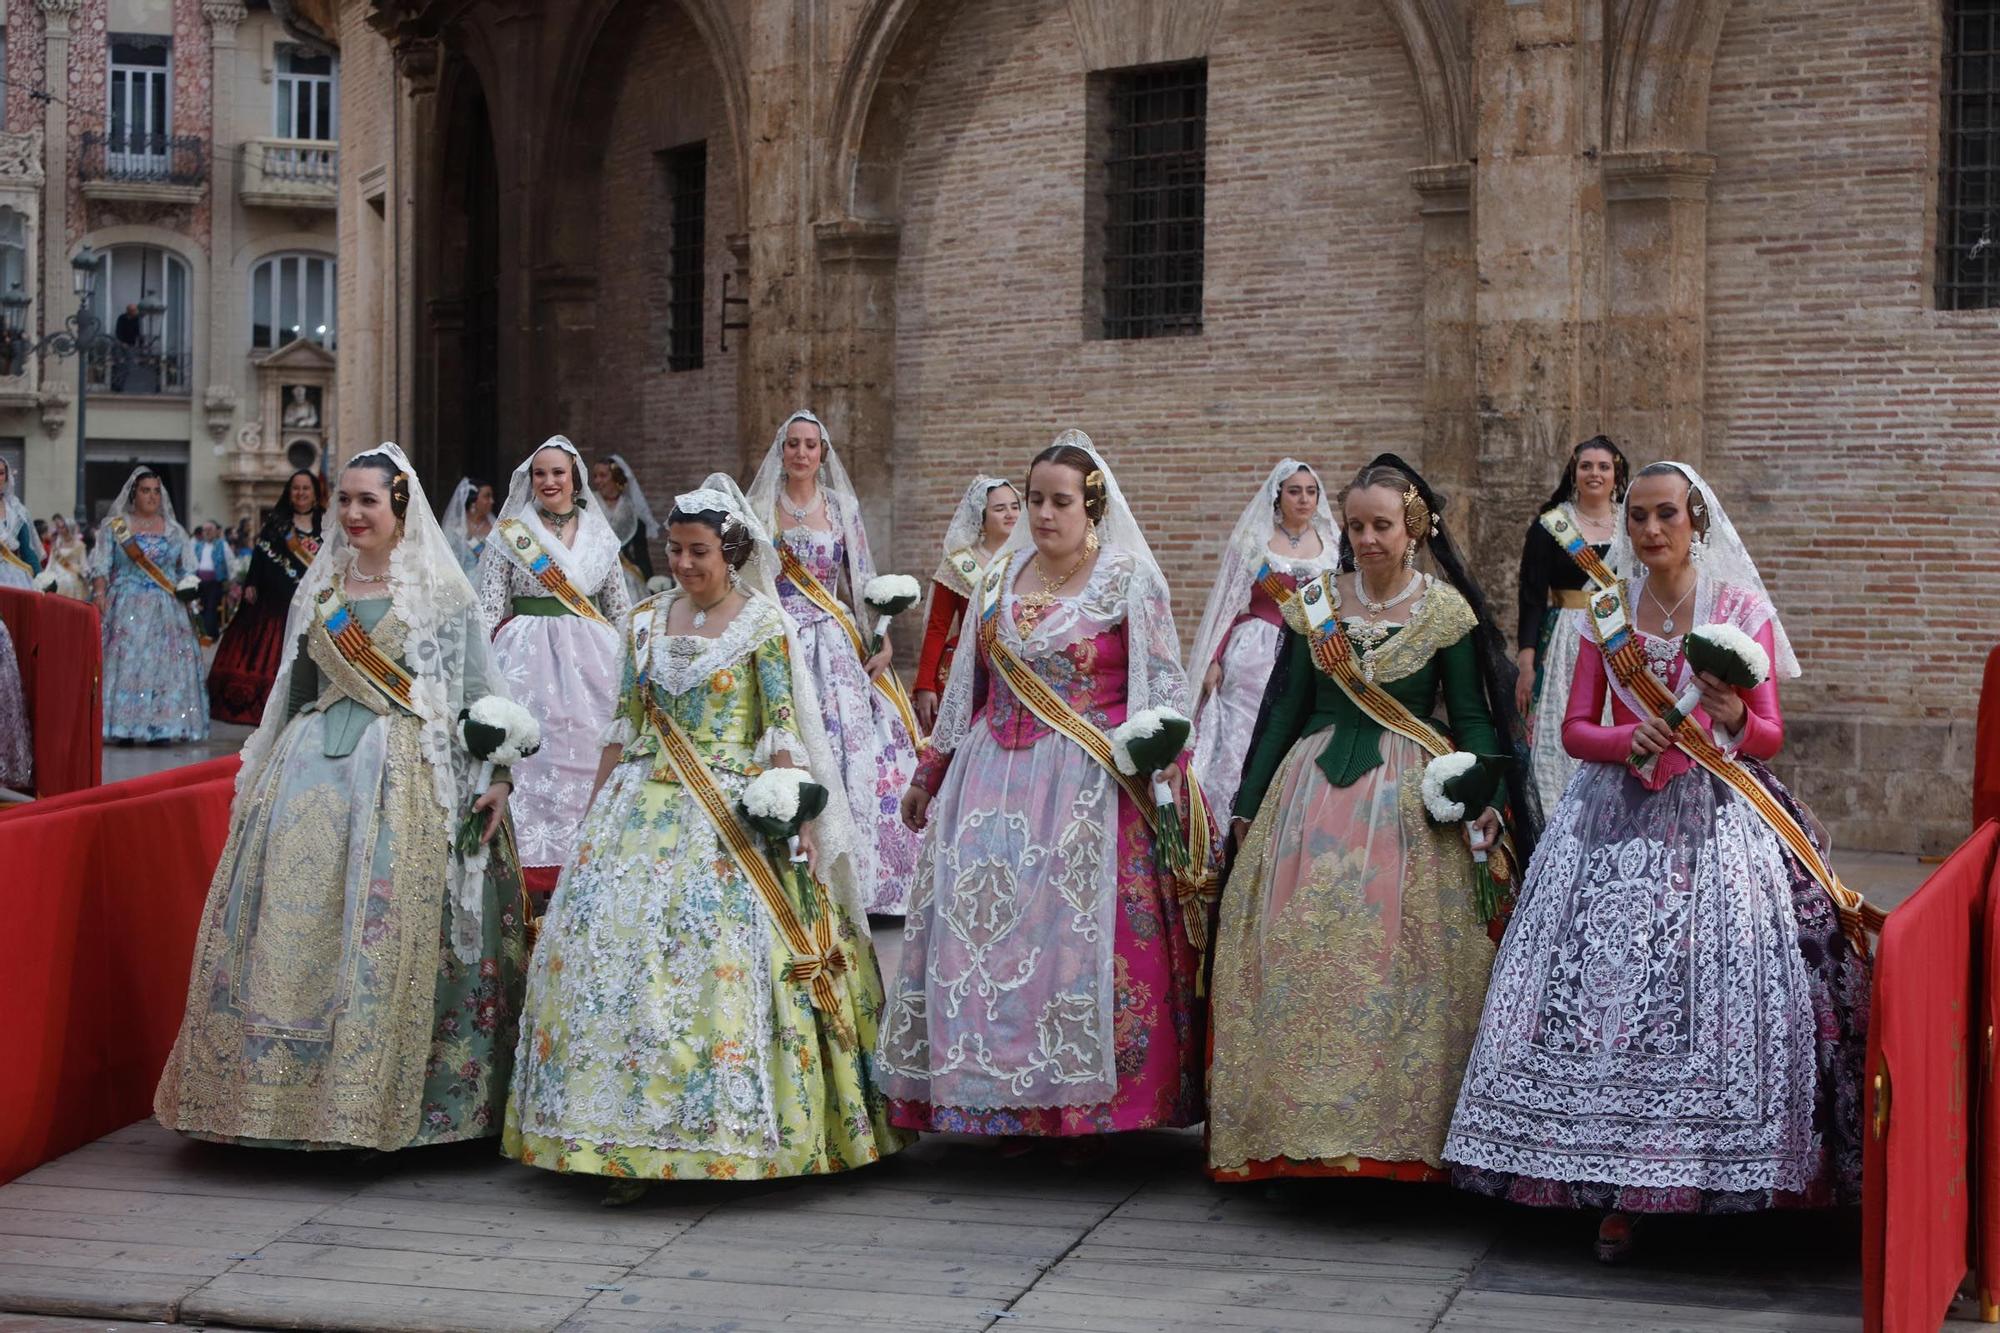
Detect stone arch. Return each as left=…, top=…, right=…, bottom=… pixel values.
left=822, top=0, right=1472, bottom=226
left=1605, top=0, right=1736, bottom=152
left=420, top=50, right=502, bottom=488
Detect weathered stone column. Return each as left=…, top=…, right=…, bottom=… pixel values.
left=1410, top=161, right=1477, bottom=524
left=739, top=0, right=816, bottom=476
left=203, top=2, right=248, bottom=458
left=1599, top=148, right=1713, bottom=470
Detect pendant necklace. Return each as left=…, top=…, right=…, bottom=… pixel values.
left=784, top=486, right=821, bottom=525
left=690, top=591, right=731, bottom=630
left=538, top=505, right=578, bottom=535
left=1645, top=577, right=1695, bottom=634
left=1276, top=521, right=1308, bottom=551
left=1357, top=569, right=1421, bottom=615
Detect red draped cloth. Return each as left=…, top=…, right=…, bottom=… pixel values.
left=0, top=586, right=103, bottom=796
left=0, top=756, right=239, bottom=1184
left=1976, top=645, right=2000, bottom=831
left=1863, top=822, right=1996, bottom=1333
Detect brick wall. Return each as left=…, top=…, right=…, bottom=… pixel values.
left=586, top=4, right=741, bottom=556
left=886, top=0, right=1428, bottom=637
left=1706, top=0, right=1996, bottom=851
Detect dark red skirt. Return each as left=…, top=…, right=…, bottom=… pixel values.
left=206, top=597, right=290, bottom=725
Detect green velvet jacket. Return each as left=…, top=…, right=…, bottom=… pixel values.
left=1232, top=579, right=1499, bottom=823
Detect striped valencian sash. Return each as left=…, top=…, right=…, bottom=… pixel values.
left=777, top=543, right=925, bottom=748
left=628, top=603, right=850, bottom=1035
left=107, top=516, right=179, bottom=596
left=0, top=541, right=28, bottom=576
left=975, top=566, right=1219, bottom=949
left=1537, top=508, right=1883, bottom=948
left=496, top=518, right=610, bottom=626
left=312, top=585, right=416, bottom=710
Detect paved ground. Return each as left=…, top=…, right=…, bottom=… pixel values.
left=0, top=1115, right=1985, bottom=1333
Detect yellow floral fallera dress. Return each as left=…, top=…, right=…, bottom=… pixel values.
left=501, top=594, right=910, bottom=1180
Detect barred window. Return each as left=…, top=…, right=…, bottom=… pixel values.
left=1940, top=0, right=2000, bottom=309
left=1097, top=62, right=1206, bottom=340
left=665, top=142, right=706, bottom=372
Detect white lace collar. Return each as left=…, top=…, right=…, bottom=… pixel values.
left=637, top=592, right=784, bottom=697
left=997, top=545, right=1137, bottom=658
left=503, top=504, right=619, bottom=591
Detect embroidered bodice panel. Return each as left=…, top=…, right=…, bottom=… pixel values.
left=111, top=531, right=188, bottom=591
left=616, top=596, right=800, bottom=773
left=775, top=524, right=848, bottom=623
left=981, top=615, right=1129, bottom=751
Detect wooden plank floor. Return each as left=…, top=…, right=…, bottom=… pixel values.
left=0, top=1120, right=1986, bottom=1333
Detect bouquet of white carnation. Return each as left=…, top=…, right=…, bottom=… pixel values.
left=174, top=573, right=201, bottom=603
left=646, top=575, right=674, bottom=595
left=453, top=696, right=542, bottom=865
left=1111, top=707, right=1195, bottom=879
left=1421, top=751, right=1508, bottom=924
left=173, top=573, right=209, bottom=642
left=862, top=574, right=922, bottom=655
left=740, top=766, right=830, bottom=921
left=1662, top=622, right=1770, bottom=730
left=32, top=568, right=57, bottom=594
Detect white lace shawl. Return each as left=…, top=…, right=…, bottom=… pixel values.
left=0, top=460, right=29, bottom=554
left=1184, top=458, right=1339, bottom=680
left=478, top=436, right=625, bottom=632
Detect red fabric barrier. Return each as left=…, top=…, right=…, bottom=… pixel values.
left=0, top=767, right=234, bottom=1184
left=1864, top=822, right=1997, bottom=1333
left=0, top=586, right=103, bottom=796
left=1977, top=647, right=2000, bottom=831
left=0, top=754, right=239, bottom=822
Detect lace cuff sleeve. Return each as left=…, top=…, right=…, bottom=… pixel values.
left=754, top=727, right=806, bottom=766
left=600, top=715, right=637, bottom=749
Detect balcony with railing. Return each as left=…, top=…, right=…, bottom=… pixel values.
left=79, top=131, right=207, bottom=204
left=84, top=344, right=192, bottom=397
left=240, top=138, right=338, bottom=210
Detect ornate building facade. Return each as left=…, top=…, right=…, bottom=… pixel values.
left=0, top=0, right=338, bottom=530
left=334, top=0, right=2000, bottom=854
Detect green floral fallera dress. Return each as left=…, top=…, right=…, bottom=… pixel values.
left=502, top=594, right=909, bottom=1181
left=154, top=596, right=527, bottom=1150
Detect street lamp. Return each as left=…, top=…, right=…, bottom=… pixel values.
left=0, top=246, right=144, bottom=527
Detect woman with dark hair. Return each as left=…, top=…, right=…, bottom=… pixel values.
left=911, top=475, right=1019, bottom=731
left=90, top=467, right=207, bottom=743
left=156, top=445, right=526, bottom=1151
left=207, top=469, right=326, bottom=724
left=1446, top=461, right=1870, bottom=1261
left=878, top=431, right=1217, bottom=1149
left=1205, top=453, right=1536, bottom=1185
left=1517, top=436, right=1629, bottom=811
left=504, top=474, right=906, bottom=1199
left=476, top=437, right=630, bottom=893
left=443, top=476, right=496, bottom=580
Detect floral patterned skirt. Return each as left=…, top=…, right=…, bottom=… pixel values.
left=1207, top=730, right=1495, bottom=1180
left=207, top=594, right=292, bottom=725
left=1444, top=760, right=1868, bottom=1213
left=502, top=759, right=909, bottom=1180
left=102, top=579, right=207, bottom=742
left=0, top=615, right=28, bottom=789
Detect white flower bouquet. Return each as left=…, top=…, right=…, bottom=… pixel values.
left=863, top=574, right=922, bottom=655
left=1421, top=751, right=1508, bottom=924
left=32, top=568, right=57, bottom=593
left=1662, top=622, right=1770, bottom=731
left=740, top=766, right=830, bottom=920
left=646, top=575, right=674, bottom=595
left=174, top=573, right=201, bottom=603
left=1111, top=707, right=1195, bottom=878
left=453, top=696, right=542, bottom=865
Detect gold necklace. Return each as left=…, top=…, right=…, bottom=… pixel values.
left=1016, top=545, right=1091, bottom=633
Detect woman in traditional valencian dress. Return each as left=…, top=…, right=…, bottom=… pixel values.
left=1187, top=459, right=1341, bottom=823
left=1445, top=462, right=1870, bottom=1261
left=1206, top=455, right=1535, bottom=1185
left=590, top=454, right=660, bottom=605
left=504, top=476, right=908, bottom=1199
left=1516, top=436, right=1628, bottom=813
left=208, top=470, right=325, bottom=725
left=443, top=476, right=496, bottom=581
left=477, top=438, right=630, bottom=893
left=155, top=446, right=527, bottom=1150
left=0, top=457, right=38, bottom=590
left=0, top=459, right=31, bottom=789
left=878, top=432, right=1217, bottom=1146
left=911, top=476, right=1019, bottom=733
left=43, top=514, right=89, bottom=599
left=748, top=410, right=922, bottom=914
left=89, top=468, right=207, bottom=744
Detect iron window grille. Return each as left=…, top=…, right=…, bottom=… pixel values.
left=1940, top=0, right=2000, bottom=309
left=1101, top=61, right=1207, bottom=340
left=666, top=142, right=706, bottom=372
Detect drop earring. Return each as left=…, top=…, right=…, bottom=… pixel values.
left=1402, top=543, right=1417, bottom=569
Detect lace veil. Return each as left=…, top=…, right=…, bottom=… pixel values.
left=489, top=435, right=622, bottom=593
left=660, top=472, right=871, bottom=925
left=1184, top=458, right=1338, bottom=679
left=1606, top=460, right=1799, bottom=678
left=234, top=442, right=503, bottom=962
left=0, top=456, right=29, bottom=554
left=441, top=477, right=483, bottom=548
left=929, top=430, right=1190, bottom=754
left=745, top=410, right=878, bottom=606
left=596, top=453, right=660, bottom=548
left=88, top=465, right=193, bottom=577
